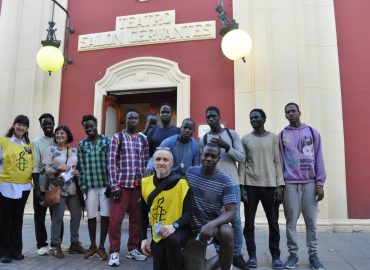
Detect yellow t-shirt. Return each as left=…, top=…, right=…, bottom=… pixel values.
left=142, top=175, right=189, bottom=243
left=0, top=137, right=33, bottom=184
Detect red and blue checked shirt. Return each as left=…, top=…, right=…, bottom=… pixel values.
left=108, top=130, right=149, bottom=191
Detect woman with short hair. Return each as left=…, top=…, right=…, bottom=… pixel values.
left=42, top=125, right=86, bottom=258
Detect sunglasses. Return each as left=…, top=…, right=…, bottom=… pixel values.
left=156, top=147, right=171, bottom=151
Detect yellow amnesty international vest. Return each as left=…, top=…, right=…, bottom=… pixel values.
left=142, top=175, right=189, bottom=243
left=0, top=137, right=33, bottom=184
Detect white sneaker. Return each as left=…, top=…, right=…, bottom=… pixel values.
left=37, top=246, right=49, bottom=256
left=126, top=248, right=147, bottom=261
left=108, top=252, right=120, bottom=267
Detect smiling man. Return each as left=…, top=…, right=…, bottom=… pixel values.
left=78, top=115, right=110, bottom=261
left=159, top=118, right=200, bottom=176
left=140, top=149, right=190, bottom=270
left=107, top=109, right=149, bottom=267
left=239, top=108, right=284, bottom=269
left=31, top=113, right=59, bottom=256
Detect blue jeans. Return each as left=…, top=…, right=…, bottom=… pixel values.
left=231, top=185, right=243, bottom=256
left=214, top=185, right=243, bottom=256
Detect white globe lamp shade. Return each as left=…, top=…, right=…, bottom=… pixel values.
left=36, top=46, right=64, bottom=74
left=221, top=29, right=253, bottom=61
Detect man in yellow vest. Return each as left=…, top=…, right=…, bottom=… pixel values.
left=140, top=148, right=191, bottom=270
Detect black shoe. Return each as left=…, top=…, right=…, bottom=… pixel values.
left=233, top=254, right=249, bottom=270
left=12, top=254, right=25, bottom=260
left=1, top=257, right=12, bottom=263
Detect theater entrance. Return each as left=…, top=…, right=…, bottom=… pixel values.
left=101, top=87, right=177, bottom=136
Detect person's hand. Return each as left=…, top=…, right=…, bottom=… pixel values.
left=141, top=239, right=151, bottom=256
left=210, top=136, right=230, bottom=151
left=316, top=185, right=324, bottom=202
left=199, top=222, right=216, bottom=243
left=57, top=164, right=70, bottom=172
left=273, top=186, right=283, bottom=204
left=240, top=185, right=248, bottom=204
left=72, top=169, right=79, bottom=177
left=160, top=225, right=175, bottom=239
left=112, top=190, right=121, bottom=203
left=34, top=188, right=42, bottom=202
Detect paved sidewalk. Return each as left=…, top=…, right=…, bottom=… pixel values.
left=1, top=215, right=370, bottom=269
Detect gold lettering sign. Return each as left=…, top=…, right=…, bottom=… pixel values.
left=78, top=10, right=216, bottom=52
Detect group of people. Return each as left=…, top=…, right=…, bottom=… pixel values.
left=0, top=102, right=326, bottom=270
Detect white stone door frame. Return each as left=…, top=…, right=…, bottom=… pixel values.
left=94, top=57, right=190, bottom=132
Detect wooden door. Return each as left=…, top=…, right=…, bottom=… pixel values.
left=101, top=95, right=120, bottom=136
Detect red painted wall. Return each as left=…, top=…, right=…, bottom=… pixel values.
left=59, top=0, right=235, bottom=143
left=334, top=0, right=370, bottom=218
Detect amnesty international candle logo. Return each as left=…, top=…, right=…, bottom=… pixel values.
left=78, top=10, right=216, bottom=51
left=152, top=197, right=167, bottom=222
left=16, top=151, right=28, bottom=171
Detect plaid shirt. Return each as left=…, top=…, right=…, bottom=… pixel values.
left=108, top=130, right=149, bottom=190
left=78, top=135, right=110, bottom=190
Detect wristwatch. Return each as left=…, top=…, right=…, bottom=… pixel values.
left=172, top=222, right=180, bottom=231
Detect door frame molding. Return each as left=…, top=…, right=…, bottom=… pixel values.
left=94, top=57, right=190, bottom=132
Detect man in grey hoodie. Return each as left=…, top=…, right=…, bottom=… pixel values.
left=279, top=103, right=326, bottom=270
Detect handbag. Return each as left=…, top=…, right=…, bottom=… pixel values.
left=43, top=146, right=69, bottom=207
left=44, top=186, right=61, bottom=207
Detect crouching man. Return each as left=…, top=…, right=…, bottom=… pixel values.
left=183, top=143, right=237, bottom=270
left=140, top=148, right=191, bottom=270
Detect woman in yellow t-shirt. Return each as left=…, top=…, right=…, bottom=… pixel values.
left=0, top=115, right=33, bottom=264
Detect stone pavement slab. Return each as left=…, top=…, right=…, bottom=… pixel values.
left=1, top=215, right=370, bottom=269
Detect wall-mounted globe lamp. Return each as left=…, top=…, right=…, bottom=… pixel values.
left=36, top=0, right=74, bottom=76
left=216, top=0, right=252, bottom=62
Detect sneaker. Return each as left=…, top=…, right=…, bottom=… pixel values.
left=97, top=247, right=109, bottom=261
left=126, top=248, right=147, bottom=261
left=37, top=246, right=49, bottom=256
left=108, top=252, right=120, bottom=267
left=284, top=253, right=298, bottom=269
left=233, top=254, right=249, bottom=269
left=84, top=245, right=97, bottom=259
left=246, top=257, right=258, bottom=268
left=1, top=257, right=12, bottom=263
left=272, top=258, right=284, bottom=269
left=309, top=254, right=325, bottom=270
left=69, top=241, right=87, bottom=254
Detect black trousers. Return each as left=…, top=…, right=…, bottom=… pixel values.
left=0, top=190, right=30, bottom=258
left=151, top=229, right=189, bottom=270
left=33, top=190, right=64, bottom=249
left=242, top=185, right=281, bottom=259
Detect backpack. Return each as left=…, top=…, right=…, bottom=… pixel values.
left=203, top=128, right=234, bottom=148
left=117, top=131, right=146, bottom=156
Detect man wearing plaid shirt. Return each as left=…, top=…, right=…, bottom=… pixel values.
left=78, top=115, right=110, bottom=261
left=107, top=109, right=149, bottom=267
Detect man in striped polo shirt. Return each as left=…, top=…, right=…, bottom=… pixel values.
left=78, top=115, right=110, bottom=260
left=183, top=143, right=236, bottom=270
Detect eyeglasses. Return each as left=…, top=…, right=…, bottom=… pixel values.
left=156, top=147, right=171, bottom=151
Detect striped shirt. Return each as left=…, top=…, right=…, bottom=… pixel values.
left=78, top=135, right=110, bottom=190
left=108, top=130, right=149, bottom=190
left=186, top=166, right=236, bottom=230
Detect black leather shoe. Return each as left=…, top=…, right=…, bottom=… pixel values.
left=12, top=254, right=24, bottom=260
left=1, top=257, right=12, bottom=263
